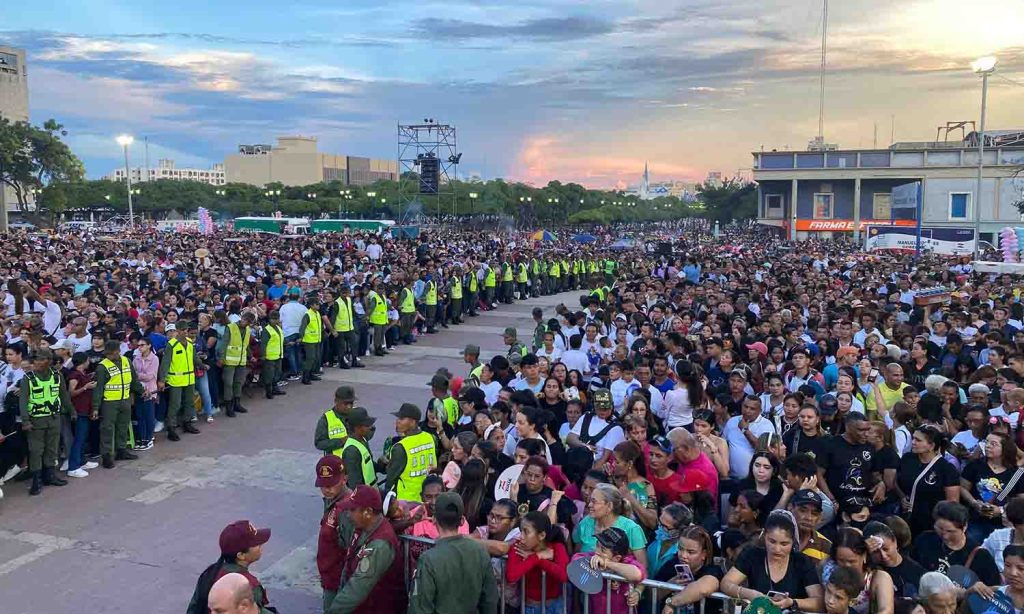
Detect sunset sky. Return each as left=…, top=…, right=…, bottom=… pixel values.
left=4, top=0, right=1023, bottom=188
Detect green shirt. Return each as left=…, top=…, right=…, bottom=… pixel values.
left=409, top=535, right=498, bottom=614
left=572, top=515, right=647, bottom=554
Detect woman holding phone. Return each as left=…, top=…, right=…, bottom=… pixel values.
left=658, top=526, right=723, bottom=614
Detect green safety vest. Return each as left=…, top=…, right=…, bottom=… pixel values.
left=550, top=262, right=560, bottom=278
left=468, top=273, right=478, bottom=293
left=399, top=288, right=416, bottom=314
left=368, top=291, right=388, bottom=325
left=26, top=371, right=61, bottom=418
left=485, top=269, right=496, bottom=288
left=334, top=297, right=355, bottom=332
left=469, top=363, right=484, bottom=382
left=324, top=409, right=348, bottom=457
left=396, top=430, right=436, bottom=502
left=516, top=263, right=528, bottom=283
left=265, top=325, right=283, bottom=361
left=303, top=308, right=322, bottom=343
left=502, top=263, right=513, bottom=282
left=531, top=259, right=539, bottom=275
left=225, top=322, right=250, bottom=367
left=591, top=287, right=606, bottom=302
left=605, top=260, right=615, bottom=274
left=101, top=356, right=132, bottom=401
left=343, top=437, right=378, bottom=487
left=440, top=396, right=459, bottom=425
left=424, top=281, right=437, bottom=306
left=166, top=339, right=195, bottom=387
left=451, top=277, right=462, bottom=300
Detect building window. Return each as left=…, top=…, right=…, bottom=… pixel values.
left=765, top=194, right=783, bottom=219
left=812, top=193, right=833, bottom=219
left=872, top=193, right=891, bottom=219
left=949, top=192, right=971, bottom=220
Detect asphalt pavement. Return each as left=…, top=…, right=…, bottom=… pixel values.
left=0, top=290, right=578, bottom=614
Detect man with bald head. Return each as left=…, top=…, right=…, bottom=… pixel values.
left=208, top=573, right=262, bottom=614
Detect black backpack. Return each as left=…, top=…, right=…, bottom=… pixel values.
left=578, top=413, right=619, bottom=447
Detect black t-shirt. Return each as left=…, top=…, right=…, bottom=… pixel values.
left=896, top=455, right=960, bottom=534
left=961, top=460, right=1024, bottom=516
left=885, top=556, right=927, bottom=599
left=906, top=361, right=941, bottom=391
left=783, top=429, right=829, bottom=466
left=734, top=546, right=820, bottom=599
left=910, top=531, right=1001, bottom=587
left=654, top=563, right=725, bottom=614
left=820, top=436, right=877, bottom=502
left=874, top=445, right=900, bottom=472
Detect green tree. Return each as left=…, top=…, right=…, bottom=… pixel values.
left=0, top=118, right=84, bottom=210
left=696, top=180, right=757, bottom=223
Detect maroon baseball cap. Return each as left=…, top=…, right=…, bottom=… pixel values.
left=315, top=455, right=344, bottom=488
left=219, top=520, right=271, bottom=555
left=339, top=485, right=383, bottom=511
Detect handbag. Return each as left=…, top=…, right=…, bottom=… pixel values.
left=908, top=456, right=942, bottom=513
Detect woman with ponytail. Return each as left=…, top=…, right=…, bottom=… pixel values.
left=894, top=425, right=960, bottom=536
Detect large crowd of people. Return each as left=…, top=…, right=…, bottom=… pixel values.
left=4, top=221, right=1024, bottom=614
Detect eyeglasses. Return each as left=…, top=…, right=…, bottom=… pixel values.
left=487, top=513, right=513, bottom=521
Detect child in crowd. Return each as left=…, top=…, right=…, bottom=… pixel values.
left=572, top=527, right=645, bottom=614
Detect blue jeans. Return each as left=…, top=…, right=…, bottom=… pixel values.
left=135, top=398, right=155, bottom=443
left=196, top=374, right=214, bottom=417
left=207, top=365, right=221, bottom=407
left=524, top=596, right=564, bottom=614
left=68, top=416, right=91, bottom=471
left=285, top=334, right=301, bottom=376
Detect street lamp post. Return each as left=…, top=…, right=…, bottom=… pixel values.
left=116, top=135, right=135, bottom=226
left=971, top=55, right=997, bottom=260
left=469, top=192, right=478, bottom=217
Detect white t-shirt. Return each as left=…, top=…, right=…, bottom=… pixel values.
left=569, top=414, right=625, bottom=461
left=3, top=294, right=46, bottom=318
left=609, top=378, right=641, bottom=413
left=279, top=301, right=308, bottom=337
left=365, top=243, right=383, bottom=261
left=67, top=333, right=92, bottom=355
left=478, top=381, right=502, bottom=406
left=662, top=387, right=695, bottom=428
left=536, top=346, right=562, bottom=363
left=560, top=349, right=591, bottom=375
left=722, top=415, right=776, bottom=480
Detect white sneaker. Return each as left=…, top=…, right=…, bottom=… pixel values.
left=154, top=421, right=165, bottom=433
left=83, top=461, right=99, bottom=470
left=2, top=465, right=23, bottom=483
left=60, top=460, right=69, bottom=472
left=67, top=468, right=89, bottom=478
left=206, top=416, right=214, bottom=424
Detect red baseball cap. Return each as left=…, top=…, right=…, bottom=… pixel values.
left=744, top=342, right=769, bottom=358
left=315, top=455, right=344, bottom=488
left=219, top=520, right=271, bottom=555
left=339, top=485, right=383, bottom=511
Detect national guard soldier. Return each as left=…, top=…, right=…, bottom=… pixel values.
left=385, top=403, right=436, bottom=504
left=300, top=295, right=324, bottom=384
left=422, top=268, right=439, bottom=335
left=331, top=284, right=363, bottom=369
left=515, top=257, right=529, bottom=301
left=20, top=349, right=72, bottom=495
left=483, top=260, right=497, bottom=309
left=340, top=407, right=378, bottom=488
left=502, top=327, right=528, bottom=361
left=366, top=278, right=388, bottom=357
left=409, top=492, right=499, bottom=614
left=449, top=263, right=463, bottom=325
left=326, top=486, right=406, bottom=614
left=315, top=455, right=354, bottom=612
left=315, top=386, right=356, bottom=456
left=464, top=260, right=479, bottom=318
left=159, top=322, right=203, bottom=441
left=260, top=311, right=285, bottom=399
left=462, top=344, right=483, bottom=384
left=92, top=340, right=144, bottom=468
left=219, top=311, right=255, bottom=416
left=398, top=275, right=418, bottom=345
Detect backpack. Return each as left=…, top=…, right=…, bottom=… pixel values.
left=578, top=413, right=619, bottom=447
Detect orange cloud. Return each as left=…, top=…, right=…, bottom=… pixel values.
left=511, top=135, right=703, bottom=188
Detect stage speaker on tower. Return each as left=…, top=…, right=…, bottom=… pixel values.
left=419, top=155, right=439, bottom=194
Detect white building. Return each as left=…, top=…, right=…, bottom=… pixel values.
left=108, top=159, right=226, bottom=186
left=1, top=46, right=30, bottom=213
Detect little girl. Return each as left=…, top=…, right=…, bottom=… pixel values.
left=571, top=527, right=646, bottom=614
left=505, top=511, right=570, bottom=614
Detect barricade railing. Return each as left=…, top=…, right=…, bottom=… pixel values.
left=398, top=534, right=735, bottom=614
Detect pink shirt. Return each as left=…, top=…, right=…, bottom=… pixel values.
left=571, top=553, right=645, bottom=614
left=676, top=451, right=719, bottom=502
left=132, top=351, right=159, bottom=397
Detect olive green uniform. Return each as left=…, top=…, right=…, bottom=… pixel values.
left=409, top=535, right=499, bottom=614
left=91, top=359, right=144, bottom=457
left=325, top=517, right=397, bottom=614
left=314, top=408, right=350, bottom=454
left=259, top=325, right=283, bottom=392
left=19, top=369, right=73, bottom=473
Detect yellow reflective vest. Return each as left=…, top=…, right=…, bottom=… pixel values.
left=324, top=409, right=348, bottom=457
left=26, top=371, right=62, bottom=418
left=302, top=308, right=322, bottom=343
left=485, top=268, right=496, bottom=288
left=399, top=288, right=416, bottom=314
left=451, top=277, right=462, bottom=300
left=396, top=430, right=436, bottom=502
left=101, top=356, right=132, bottom=401
left=516, top=263, right=528, bottom=283
left=343, top=437, right=377, bottom=486
left=166, top=339, right=196, bottom=387
left=424, top=281, right=437, bottom=306
left=334, top=297, right=355, bottom=333
left=224, top=322, right=250, bottom=367
left=367, top=290, right=388, bottom=325
left=264, top=325, right=283, bottom=361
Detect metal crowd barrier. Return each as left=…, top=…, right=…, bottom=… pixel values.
left=399, top=534, right=734, bottom=614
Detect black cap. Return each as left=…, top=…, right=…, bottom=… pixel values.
left=791, top=489, right=823, bottom=510
left=427, top=374, right=450, bottom=389
left=392, top=403, right=422, bottom=421
left=819, top=394, right=839, bottom=416
left=347, top=407, right=377, bottom=427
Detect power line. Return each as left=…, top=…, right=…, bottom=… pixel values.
left=996, top=73, right=1024, bottom=88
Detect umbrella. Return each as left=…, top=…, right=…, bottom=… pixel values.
left=531, top=230, right=557, bottom=242
left=571, top=233, right=597, bottom=244
left=610, top=238, right=636, bottom=250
